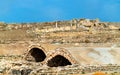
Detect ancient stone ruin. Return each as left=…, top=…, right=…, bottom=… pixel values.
left=0, top=18, right=120, bottom=75
left=24, top=45, right=77, bottom=67
left=24, top=45, right=46, bottom=62
left=44, top=48, right=77, bottom=67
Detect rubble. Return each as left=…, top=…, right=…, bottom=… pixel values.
left=1, top=61, right=120, bottom=75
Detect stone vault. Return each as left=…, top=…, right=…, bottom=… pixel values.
left=24, top=45, right=46, bottom=62
left=24, top=45, right=78, bottom=67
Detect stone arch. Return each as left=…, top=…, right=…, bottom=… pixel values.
left=24, top=45, right=46, bottom=62
left=44, top=48, right=78, bottom=67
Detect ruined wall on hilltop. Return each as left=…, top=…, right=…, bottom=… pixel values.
left=0, top=19, right=119, bottom=33
left=0, top=18, right=120, bottom=44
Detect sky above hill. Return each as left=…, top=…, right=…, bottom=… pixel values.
left=0, top=0, right=120, bottom=23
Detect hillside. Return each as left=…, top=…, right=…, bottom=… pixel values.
left=0, top=18, right=120, bottom=44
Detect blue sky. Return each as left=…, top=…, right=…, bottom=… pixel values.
left=0, top=0, right=120, bottom=23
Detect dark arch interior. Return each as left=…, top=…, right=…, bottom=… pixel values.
left=29, top=48, right=46, bottom=62
left=47, top=55, right=72, bottom=67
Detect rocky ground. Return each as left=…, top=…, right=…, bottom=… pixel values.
left=0, top=57, right=120, bottom=75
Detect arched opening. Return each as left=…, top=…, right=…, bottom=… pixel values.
left=27, top=48, right=46, bottom=62
left=47, top=55, right=72, bottom=67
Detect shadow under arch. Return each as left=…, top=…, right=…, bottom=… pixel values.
left=47, top=55, right=72, bottom=67
left=44, top=48, right=78, bottom=67
left=24, top=45, right=46, bottom=62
